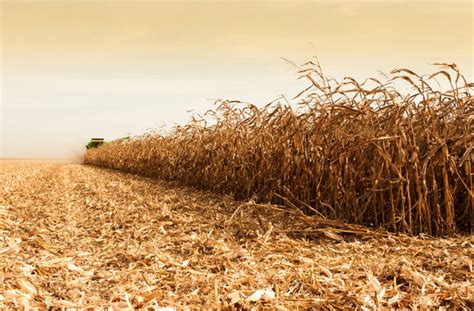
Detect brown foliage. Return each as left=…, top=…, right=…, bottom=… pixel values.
left=84, top=59, right=473, bottom=236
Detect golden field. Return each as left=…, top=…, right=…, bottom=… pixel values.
left=0, top=163, right=472, bottom=308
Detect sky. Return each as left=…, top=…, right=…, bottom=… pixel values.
left=1, top=0, right=472, bottom=159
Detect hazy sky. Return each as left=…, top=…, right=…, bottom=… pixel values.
left=1, top=0, right=472, bottom=159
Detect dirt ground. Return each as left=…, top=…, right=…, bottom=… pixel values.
left=0, top=162, right=472, bottom=309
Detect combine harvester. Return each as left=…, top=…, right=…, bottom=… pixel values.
left=85, top=138, right=105, bottom=150
left=85, top=136, right=130, bottom=150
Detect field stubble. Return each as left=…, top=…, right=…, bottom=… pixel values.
left=0, top=163, right=472, bottom=309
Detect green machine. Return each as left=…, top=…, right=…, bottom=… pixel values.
left=85, top=138, right=105, bottom=150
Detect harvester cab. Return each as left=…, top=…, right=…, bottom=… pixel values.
left=86, top=138, right=105, bottom=150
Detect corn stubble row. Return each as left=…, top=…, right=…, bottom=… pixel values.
left=85, top=60, right=473, bottom=236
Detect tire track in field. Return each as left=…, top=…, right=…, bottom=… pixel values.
left=60, top=164, right=243, bottom=305
left=0, top=163, right=82, bottom=302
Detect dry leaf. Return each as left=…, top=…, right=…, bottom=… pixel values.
left=227, top=291, right=242, bottom=305
left=246, top=289, right=275, bottom=302
left=367, top=273, right=382, bottom=293
left=17, top=279, right=37, bottom=295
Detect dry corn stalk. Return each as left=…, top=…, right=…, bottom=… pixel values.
left=85, top=59, right=473, bottom=236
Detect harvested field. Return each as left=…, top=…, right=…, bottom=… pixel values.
left=85, top=61, right=473, bottom=236
left=0, top=162, right=472, bottom=309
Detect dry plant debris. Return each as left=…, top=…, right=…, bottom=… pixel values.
left=0, top=162, right=472, bottom=309
left=85, top=60, right=473, bottom=236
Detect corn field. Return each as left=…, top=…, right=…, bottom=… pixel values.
left=84, top=60, right=473, bottom=236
